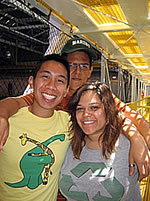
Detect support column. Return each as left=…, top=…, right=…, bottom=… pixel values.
left=137, top=79, right=140, bottom=100
left=105, top=59, right=111, bottom=90
left=147, top=86, right=150, bottom=96
left=101, top=54, right=105, bottom=83
left=117, top=65, right=125, bottom=101
left=131, top=75, right=136, bottom=102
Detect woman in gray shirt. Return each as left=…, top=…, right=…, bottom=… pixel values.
left=59, top=81, right=141, bottom=201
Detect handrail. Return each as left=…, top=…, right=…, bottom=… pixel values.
left=128, top=95, right=150, bottom=201
left=128, top=96, right=150, bottom=123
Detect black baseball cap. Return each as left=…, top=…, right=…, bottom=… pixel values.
left=61, top=37, right=96, bottom=57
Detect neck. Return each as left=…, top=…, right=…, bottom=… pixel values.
left=29, top=104, right=54, bottom=118
left=85, top=135, right=102, bottom=150
left=68, top=88, right=76, bottom=96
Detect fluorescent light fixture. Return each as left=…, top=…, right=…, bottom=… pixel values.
left=83, top=8, right=100, bottom=27
left=83, top=8, right=122, bottom=28
left=135, top=66, right=148, bottom=69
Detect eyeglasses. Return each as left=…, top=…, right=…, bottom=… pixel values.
left=69, top=62, right=90, bottom=71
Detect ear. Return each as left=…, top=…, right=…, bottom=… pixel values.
left=28, top=76, right=34, bottom=89
left=64, top=86, right=69, bottom=98
left=88, top=65, right=93, bottom=78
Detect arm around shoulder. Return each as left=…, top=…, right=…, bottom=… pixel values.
left=113, top=94, right=150, bottom=148
left=123, top=106, right=150, bottom=149
left=122, top=117, right=150, bottom=181
left=0, top=94, right=33, bottom=150
left=0, top=96, right=28, bottom=118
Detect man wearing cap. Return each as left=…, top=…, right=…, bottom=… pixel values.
left=0, top=37, right=150, bottom=182
left=57, top=37, right=95, bottom=110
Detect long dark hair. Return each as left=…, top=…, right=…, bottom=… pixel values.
left=67, top=81, right=124, bottom=159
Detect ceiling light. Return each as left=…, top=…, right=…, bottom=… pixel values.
left=135, top=66, right=148, bottom=69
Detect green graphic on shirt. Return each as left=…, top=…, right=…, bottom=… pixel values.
left=60, top=175, right=89, bottom=200
left=71, top=162, right=106, bottom=177
left=5, top=134, right=65, bottom=189
left=60, top=162, right=124, bottom=201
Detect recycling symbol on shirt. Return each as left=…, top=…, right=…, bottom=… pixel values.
left=60, top=162, right=124, bottom=201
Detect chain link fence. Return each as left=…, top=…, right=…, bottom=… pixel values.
left=0, top=0, right=71, bottom=99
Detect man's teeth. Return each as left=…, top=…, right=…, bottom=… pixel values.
left=42, top=93, right=56, bottom=99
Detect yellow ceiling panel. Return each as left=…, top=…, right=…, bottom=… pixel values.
left=107, top=31, right=142, bottom=54
left=77, top=0, right=142, bottom=58
left=76, top=0, right=119, bottom=6
left=76, top=0, right=127, bottom=25
left=76, top=0, right=101, bottom=6
left=76, top=0, right=149, bottom=76
left=129, top=58, right=147, bottom=66
left=138, top=69, right=150, bottom=73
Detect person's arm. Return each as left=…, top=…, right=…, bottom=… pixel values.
left=122, top=116, right=150, bottom=181
left=113, top=94, right=150, bottom=148
left=123, top=106, right=150, bottom=148
left=0, top=93, right=34, bottom=149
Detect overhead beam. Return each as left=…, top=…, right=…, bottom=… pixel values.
left=0, top=38, right=43, bottom=55
left=0, top=23, right=48, bottom=45
left=75, top=24, right=132, bottom=34
left=5, top=0, right=49, bottom=25
left=12, top=24, right=49, bottom=30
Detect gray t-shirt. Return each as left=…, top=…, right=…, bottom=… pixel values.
left=59, top=134, right=141, bottom=201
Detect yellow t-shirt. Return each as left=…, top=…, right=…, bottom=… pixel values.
left=0, top=107, right=71, bottom=201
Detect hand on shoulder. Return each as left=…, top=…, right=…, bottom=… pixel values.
left=0, top=116, right=9, bottom=150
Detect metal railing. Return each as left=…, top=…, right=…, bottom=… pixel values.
left=128, top=96, right=150, bottom=201
left=128, top=96, right=150, bottom=123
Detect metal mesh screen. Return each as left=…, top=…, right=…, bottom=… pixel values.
left=0, top=0, right=71, bottom=99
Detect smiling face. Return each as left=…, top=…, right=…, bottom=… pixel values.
left=67, top=51, right=93, bottom=95
left=29, top=60, right=68, bottom=117
left=76, top=90, right=106, bottom=140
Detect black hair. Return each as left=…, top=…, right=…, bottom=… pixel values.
left=32, top=54, right=70, bottom=87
